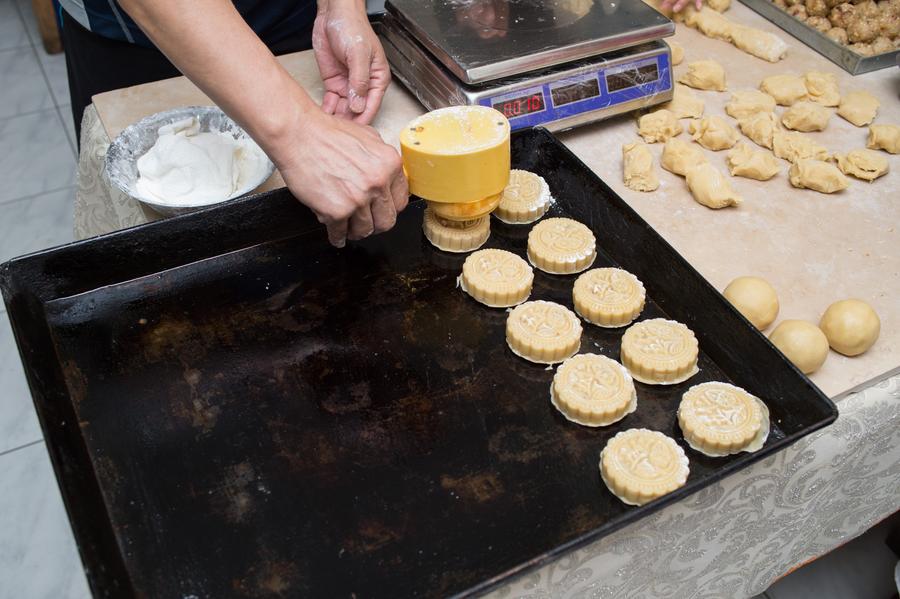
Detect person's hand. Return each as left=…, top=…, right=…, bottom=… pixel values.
left=277, top=111, right=408, bottom=247
left=660, top=0, right=703, bottom=12
left=312, top=0, right=390, bottom=125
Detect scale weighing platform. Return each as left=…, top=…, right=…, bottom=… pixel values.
left=378, top=0, right=676, bottom=132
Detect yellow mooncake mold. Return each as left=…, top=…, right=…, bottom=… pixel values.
left=600, top=428, right=690, bottom=506
left=460, top=249, right=533, bottom=308
left=678, top=382, right=770, bottom=456
left=493, top=169, right=552, bottom=224
left=620, top=318, right=699, bottom=385
left=506, top=300, right=582, bottom=364
left=526, top=217, right=597, bottom=275
left=422, top=207, right=490, bottom=253
left=551, top=354, right=637, bottom=426
left=573, top=268, right=646, bottom=328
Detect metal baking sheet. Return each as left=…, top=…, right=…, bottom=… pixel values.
left=1, top=129, right=836, bottom=598
left=740, top=0, right=900, bottom=74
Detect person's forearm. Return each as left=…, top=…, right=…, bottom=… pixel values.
left=118, top=0, right=316, bottom=169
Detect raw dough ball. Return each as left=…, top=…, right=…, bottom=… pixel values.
left=837, top=90, right=880, bottom=126
left=826, top=26, right=850, bottom=43
left=819, top=298, right=881, bottom=355
left=690, top=116, right=740, bottom=150
left=871, top=35, right=894, bottom=52
left=807, top=0, right=829, bottom=16
left=760, top=74, right=808, bottom=105
left=847, top=16, right=879, bottom=42
left=685, top=7, right=735, bottom=40
left=867, top=123, right=900, bottom=153
left=834, top=148, right=890, bottom=180
left=849, top=41, right=875, bottom=55
left=708, top=0, right=732, bottom=11
left=787, top=4, right=809, bottom=18
left=788, top=158, right=850, bottom=193
left=670, top=40, right=685, bottom=65
left=879, top=13, right=900, bottom=37
left=773, top=130, right=830, bottom=162
left=493, top=169, right=552, bottom=224
left=730, top=25, right=790, bottom=62
left=739, top=112, right=780, bottom=149
left=622, top=142, right=660, bottom=192
left=664, top=84, right=705, bottom=119
left=807, top=15, right=833, bottom=29
left=769, top=320, right=829, bottom=374
left=829, top=3, right=856, bottom=28
left=726, top=142, right=781, bottom=180
left=661, top=138, right=709, bottom=176
left=722, top=276, right=780, bottom=329
left=804, top=71, right=841, bottom=106
left=423, top=207, right=491, bottom=253
left=781, top=100, right=832, bottom=131
left=685, top=163, right=743, bottom=208
left=638, top=109, right=684, bottom=143
left=679, top=60, right=727, bottom=91
left=725, top=89, right=777, bottom=119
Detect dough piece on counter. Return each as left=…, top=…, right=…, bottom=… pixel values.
left=837, top=90, right=880, bottom=126
left=638, top=109, right=684, bottom=143
left=573, top=268, right=646, bottom=328
left=679, top=60, right=727, bottom=91
left=773, top=130, right=830, bottom=163
left=685, top=7, right=734, bottom=40
left=867, top=124, right=900, bottom=153
left=759, top=74, right=807, bottom=106
left=661, top=138, right=709, bottom=176
left=670, top=40, right=685, bottom=65
left=460, top=248, right=533, bottom=307
left=819, top=298, right=881, bottom=356
left=423, top=207, right=491, bottom=253
left=551, top=354, right=637, bottom=427
left=834, top=149, right=889, bottom=181
left=788, top=158, right=849, bottom=193
left=781, top=101, right=832, bottom=132
left=804, top=71, right=841, bottom=106
left=678, top=382, right=768, bottom=456
left=708, top=0, right=732, bottom=11
left=768, top=320, right=829, bottom=374
left=685, top=163, right=743, bottom=208
left=726, top=142, right=781, bottom=180
left=506, top=300, right=582, bottom=364
left=623, top=142, right=660, bottom=192
left=730, top=25, right=790, bottom=62
left=663, top=84, right=705, bottom=119
left=493, top=169, right=552, bottom=224
left=689, top=116, right=739, bottom=150
left=527, top=217, right=597, bottom=275
left=600, top=429, right=690, bottom=506
left=722, top=276, right=780, bottom=329
left=725, top=89, right=776, bottom=120
left=738, top=112, right=780, bottom=149
left=621, top=318, right=700, bottom=384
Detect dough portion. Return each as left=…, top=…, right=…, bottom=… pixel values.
left=722, top=276, right=779, bottom=329
left=773, top=130, right=830, bottom=163
left=708, top=0, right=731, bottom=11
left=493, top=169, right=552, bottom=224
left=678, top=60, right=727, bottom=91
left=834, top=149, right=889, bottom=181
left=685, top=7, right=734, bottom=41
left=678, top=382, right=766, bottom=456
left=726, top=142, right=781, bottom=180
left=819, top=298, right=881, bottom=356
left=690, top=116, right=739, bottom=150
left=638, top=109, right=684, bottom=143
left=573, top=268, right=646, bottom=328
left=527, top=217, right=597, bottom=275
left=768, top=320, right=829, bottom=374
left=423, top=207, right=490, bottom=253
left=760, top=74, right=808, bottom=106
left=685, top=163, right=743, bottom=208
left=837, top=91, right=880, bottom=127
left=661, top=138, right=709, bottom=176
left=739, top=112, right=780, bottom=149
left=663, top=84, right=705, bottom=119
left=460, top=248, right=533, bottom=307
left=788, top=159, right=849, bottom=193
left=804, top=71, right=841, bottom=106
left=781, top=100, right=832, bottom=132
left=623, top=142, right=660, bottom=192
left=670, top=40, right=685, bottom=65
left=867, top=124, right=900, bottom=153
left=730, top=25, right=790, bottom=62
left=506, top=300, right=582, bottom=364
left=620, top=318, right=700, bottom=384
left=725, top=89, right=776, bottom=120
left=600, top=429, right=689, bottom=506
left=551, top=354, right=637, bottom=427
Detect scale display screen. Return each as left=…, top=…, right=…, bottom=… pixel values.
left=606, top=64, right=660, bottom=93
left=491, top=92, right=546, bottom=119
left=550, top=78, right=601, bottom=107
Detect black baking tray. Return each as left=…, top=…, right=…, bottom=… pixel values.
left=1, top=128, right=836, bottom=598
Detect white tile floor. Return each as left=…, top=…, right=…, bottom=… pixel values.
left=0, top=2, right=896, bottom=598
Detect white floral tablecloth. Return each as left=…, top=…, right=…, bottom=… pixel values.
left=74, top=104, right=900, bottom=599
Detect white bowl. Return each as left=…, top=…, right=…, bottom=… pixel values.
left=104, top=106, right=275, bottom=216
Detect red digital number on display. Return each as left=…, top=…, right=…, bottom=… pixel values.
left=495, top=93, right=544, bottom=118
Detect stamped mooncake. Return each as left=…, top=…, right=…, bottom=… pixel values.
left=493, top=169, right=552, bottom=224
left=678, top=382, right=770, bottom=456
left=506, top=300, right=582, bottom=364
left=551, top=354, right=637, bottom=426
left=572, top=268, right=646, bottom=328
left=600, top=428, right=690, bottom=506
left=620, top=318, right=699, bottom=384
left=423, top=207, right=490, bottom=253
left=527, top=217, right=597, bottom=275
left=460, top=248, right=533, bottom=308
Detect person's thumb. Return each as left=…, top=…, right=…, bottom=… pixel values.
left=346, top=42, right=371, bottom=114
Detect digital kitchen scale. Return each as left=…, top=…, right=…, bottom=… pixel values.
left=378, top=0, right=676, bottom=132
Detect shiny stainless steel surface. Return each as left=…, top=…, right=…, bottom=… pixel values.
left=386, top=0, right=673, bottom=83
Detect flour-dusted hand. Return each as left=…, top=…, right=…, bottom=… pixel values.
left=313, top=0, right=390, bottom=125
left=660, top=0, right=704, bottom=12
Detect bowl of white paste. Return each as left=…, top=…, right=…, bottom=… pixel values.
left=105, top=106, right=275, bottom=216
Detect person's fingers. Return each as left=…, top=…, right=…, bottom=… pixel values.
left=673, top=0, right=689, bottom=11
left=346, top=43, right=372, bottom=115
left=322, top=90, right=340, bottom=115
left=370, top=189, right=398, bottom=234
left=695, top=0, right=703, bottom=8
left=660, top=0, right=674, bottom=9
left=353, top=86, right=386, bottom=125
left=347, top=205, right=375, bottom=240
left=390, top=168, right=409, bottom=213
left=325, top=218, right=349, bottom=248
left=334, top=96, right=351, bottom=120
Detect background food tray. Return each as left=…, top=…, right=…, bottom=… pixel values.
left=739, top=0, right=900, bottom=74
left=1, top=129, right=836, bottom=598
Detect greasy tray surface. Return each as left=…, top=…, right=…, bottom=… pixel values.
left=1, top=129, right=835, bottom=598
